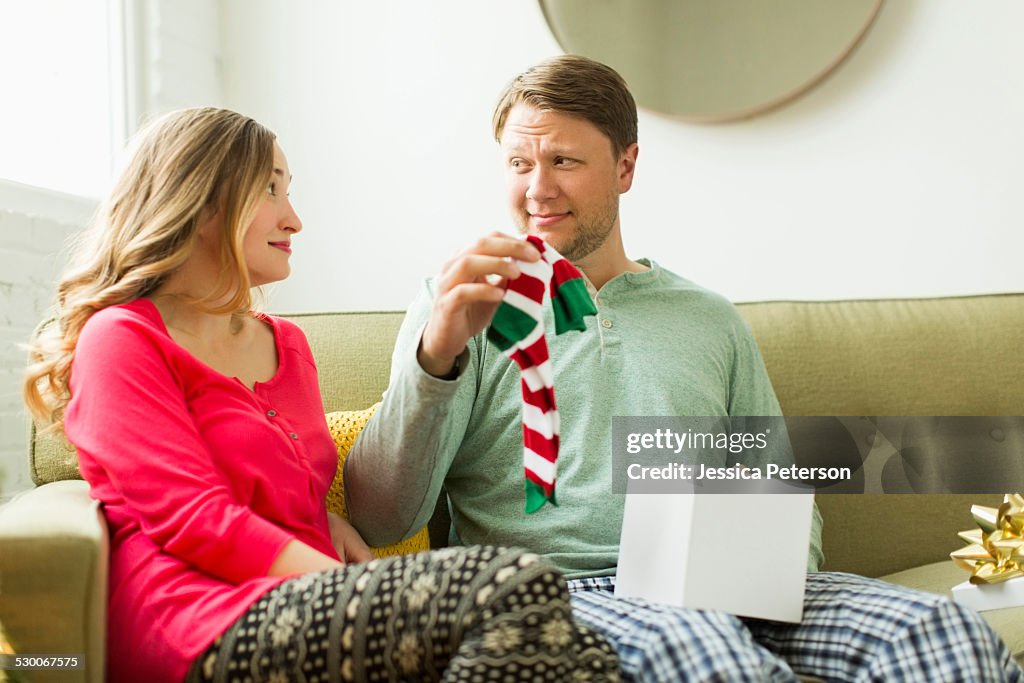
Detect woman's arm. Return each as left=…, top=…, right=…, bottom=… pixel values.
left=267, top=539, right=345, bottom=576
left=264, top=514, right=372, bottom=576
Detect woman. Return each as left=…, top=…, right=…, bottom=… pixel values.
left=24, top=107, right=618, bottom=683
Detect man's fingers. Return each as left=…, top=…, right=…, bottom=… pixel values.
left=437, top=234, right=541, bottom=291
left=452, top=233, right=541, bottom=263
left=440, top=282, right=506, bottom=309
left=437, top=254, right=521, bottom=293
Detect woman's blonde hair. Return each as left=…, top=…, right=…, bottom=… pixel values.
left=24, top=107, right=276, bottom=436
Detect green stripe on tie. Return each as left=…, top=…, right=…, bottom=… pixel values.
left=552, top=278, right=597, bottom=334
left=525, top=479, right=557, bottom=513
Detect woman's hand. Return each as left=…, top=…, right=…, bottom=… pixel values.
left=327, top=512, right=374, bottom=564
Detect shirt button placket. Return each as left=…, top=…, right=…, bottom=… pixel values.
left=265, top=407, right=296, bottom=439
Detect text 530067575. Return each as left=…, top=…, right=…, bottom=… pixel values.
left=0, top=654, right=85, bottom=670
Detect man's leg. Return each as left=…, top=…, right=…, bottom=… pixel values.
left=747, top=572, right=1023, bottom=682
left=568, top=577, right=799, bottom=683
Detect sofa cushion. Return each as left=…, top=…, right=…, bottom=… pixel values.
left=325, top=403, right=430, bottom=557
left=29, top=425, right=79, bottom=485
left=883, top=560, right=1024, bottom=667
left=286, top=311, right=405, bottom=412
left=738, top=294, right=1024, bottom=417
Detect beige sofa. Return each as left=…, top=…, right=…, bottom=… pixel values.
left=1, top=293, right=1022, bottom=681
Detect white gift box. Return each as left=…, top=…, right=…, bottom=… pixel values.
left=615, top=481, right=814, bottom=623
left=952, top=577, right=1024, bottom=612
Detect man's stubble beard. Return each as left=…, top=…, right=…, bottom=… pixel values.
left=518, top=190, right=620, bottom=264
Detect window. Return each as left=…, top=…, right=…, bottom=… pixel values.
left=0, top=0, right=124, bottom=198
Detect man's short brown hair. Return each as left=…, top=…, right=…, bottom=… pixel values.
left=492, top=54, right=638, bottom=156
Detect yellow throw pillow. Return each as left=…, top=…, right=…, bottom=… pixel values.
left=325, top=403, right=431, bottom=558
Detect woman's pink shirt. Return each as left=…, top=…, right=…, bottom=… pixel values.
left=65, top=299, right=341, bottom=683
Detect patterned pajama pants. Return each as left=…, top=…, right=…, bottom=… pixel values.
left=568, top=572, right=1023, bottom=682
left=186, top=545, right=619, bottom=683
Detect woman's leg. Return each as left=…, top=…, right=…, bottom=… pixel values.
left=187, top=545, right=618, bottom=682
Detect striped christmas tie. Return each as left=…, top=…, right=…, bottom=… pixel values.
left=487, top=235, right=598, bottom=513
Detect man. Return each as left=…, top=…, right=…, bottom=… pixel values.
left=346, top=55, right=1021, bottom=681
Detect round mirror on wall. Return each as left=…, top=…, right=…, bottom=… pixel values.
left=539, top=0, right=883, bottom=122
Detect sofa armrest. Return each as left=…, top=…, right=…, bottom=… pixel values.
left=0, top=480, right=107, bottom=683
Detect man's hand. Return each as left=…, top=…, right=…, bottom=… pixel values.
left=327, top=512, right=374, bottom=564
left=419, top=232, right=540, bottom=377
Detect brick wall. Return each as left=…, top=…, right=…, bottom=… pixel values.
left=0, top=182, right=95, bottom=501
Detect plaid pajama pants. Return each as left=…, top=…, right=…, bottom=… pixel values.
left=568, top=572, right=1023, bottom=682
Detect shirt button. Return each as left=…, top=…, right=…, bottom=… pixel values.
left=601, top=319, right=613, bottom=328
left=267, top=409, right=277, bottom=417
left=289, top=432, right=299, bottom=440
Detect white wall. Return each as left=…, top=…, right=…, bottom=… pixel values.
left=219, top=0, right=1024, bottom=312
left=220, top=2, right=555, bottom=312
left=0, top=182, right=95, bottom=500
left=123, top=0, right=224, bottom=150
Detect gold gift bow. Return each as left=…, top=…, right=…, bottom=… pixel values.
left=951, top=493, right=1024, bottom=584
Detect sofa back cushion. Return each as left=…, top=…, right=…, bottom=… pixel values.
left=741, top=294, right=1024, bottom=417
left=283, top=311, right=405, bottom=412
left=32, top=295, right=1024, bottom=477
left=27, top=295, right=1023, bottom=577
